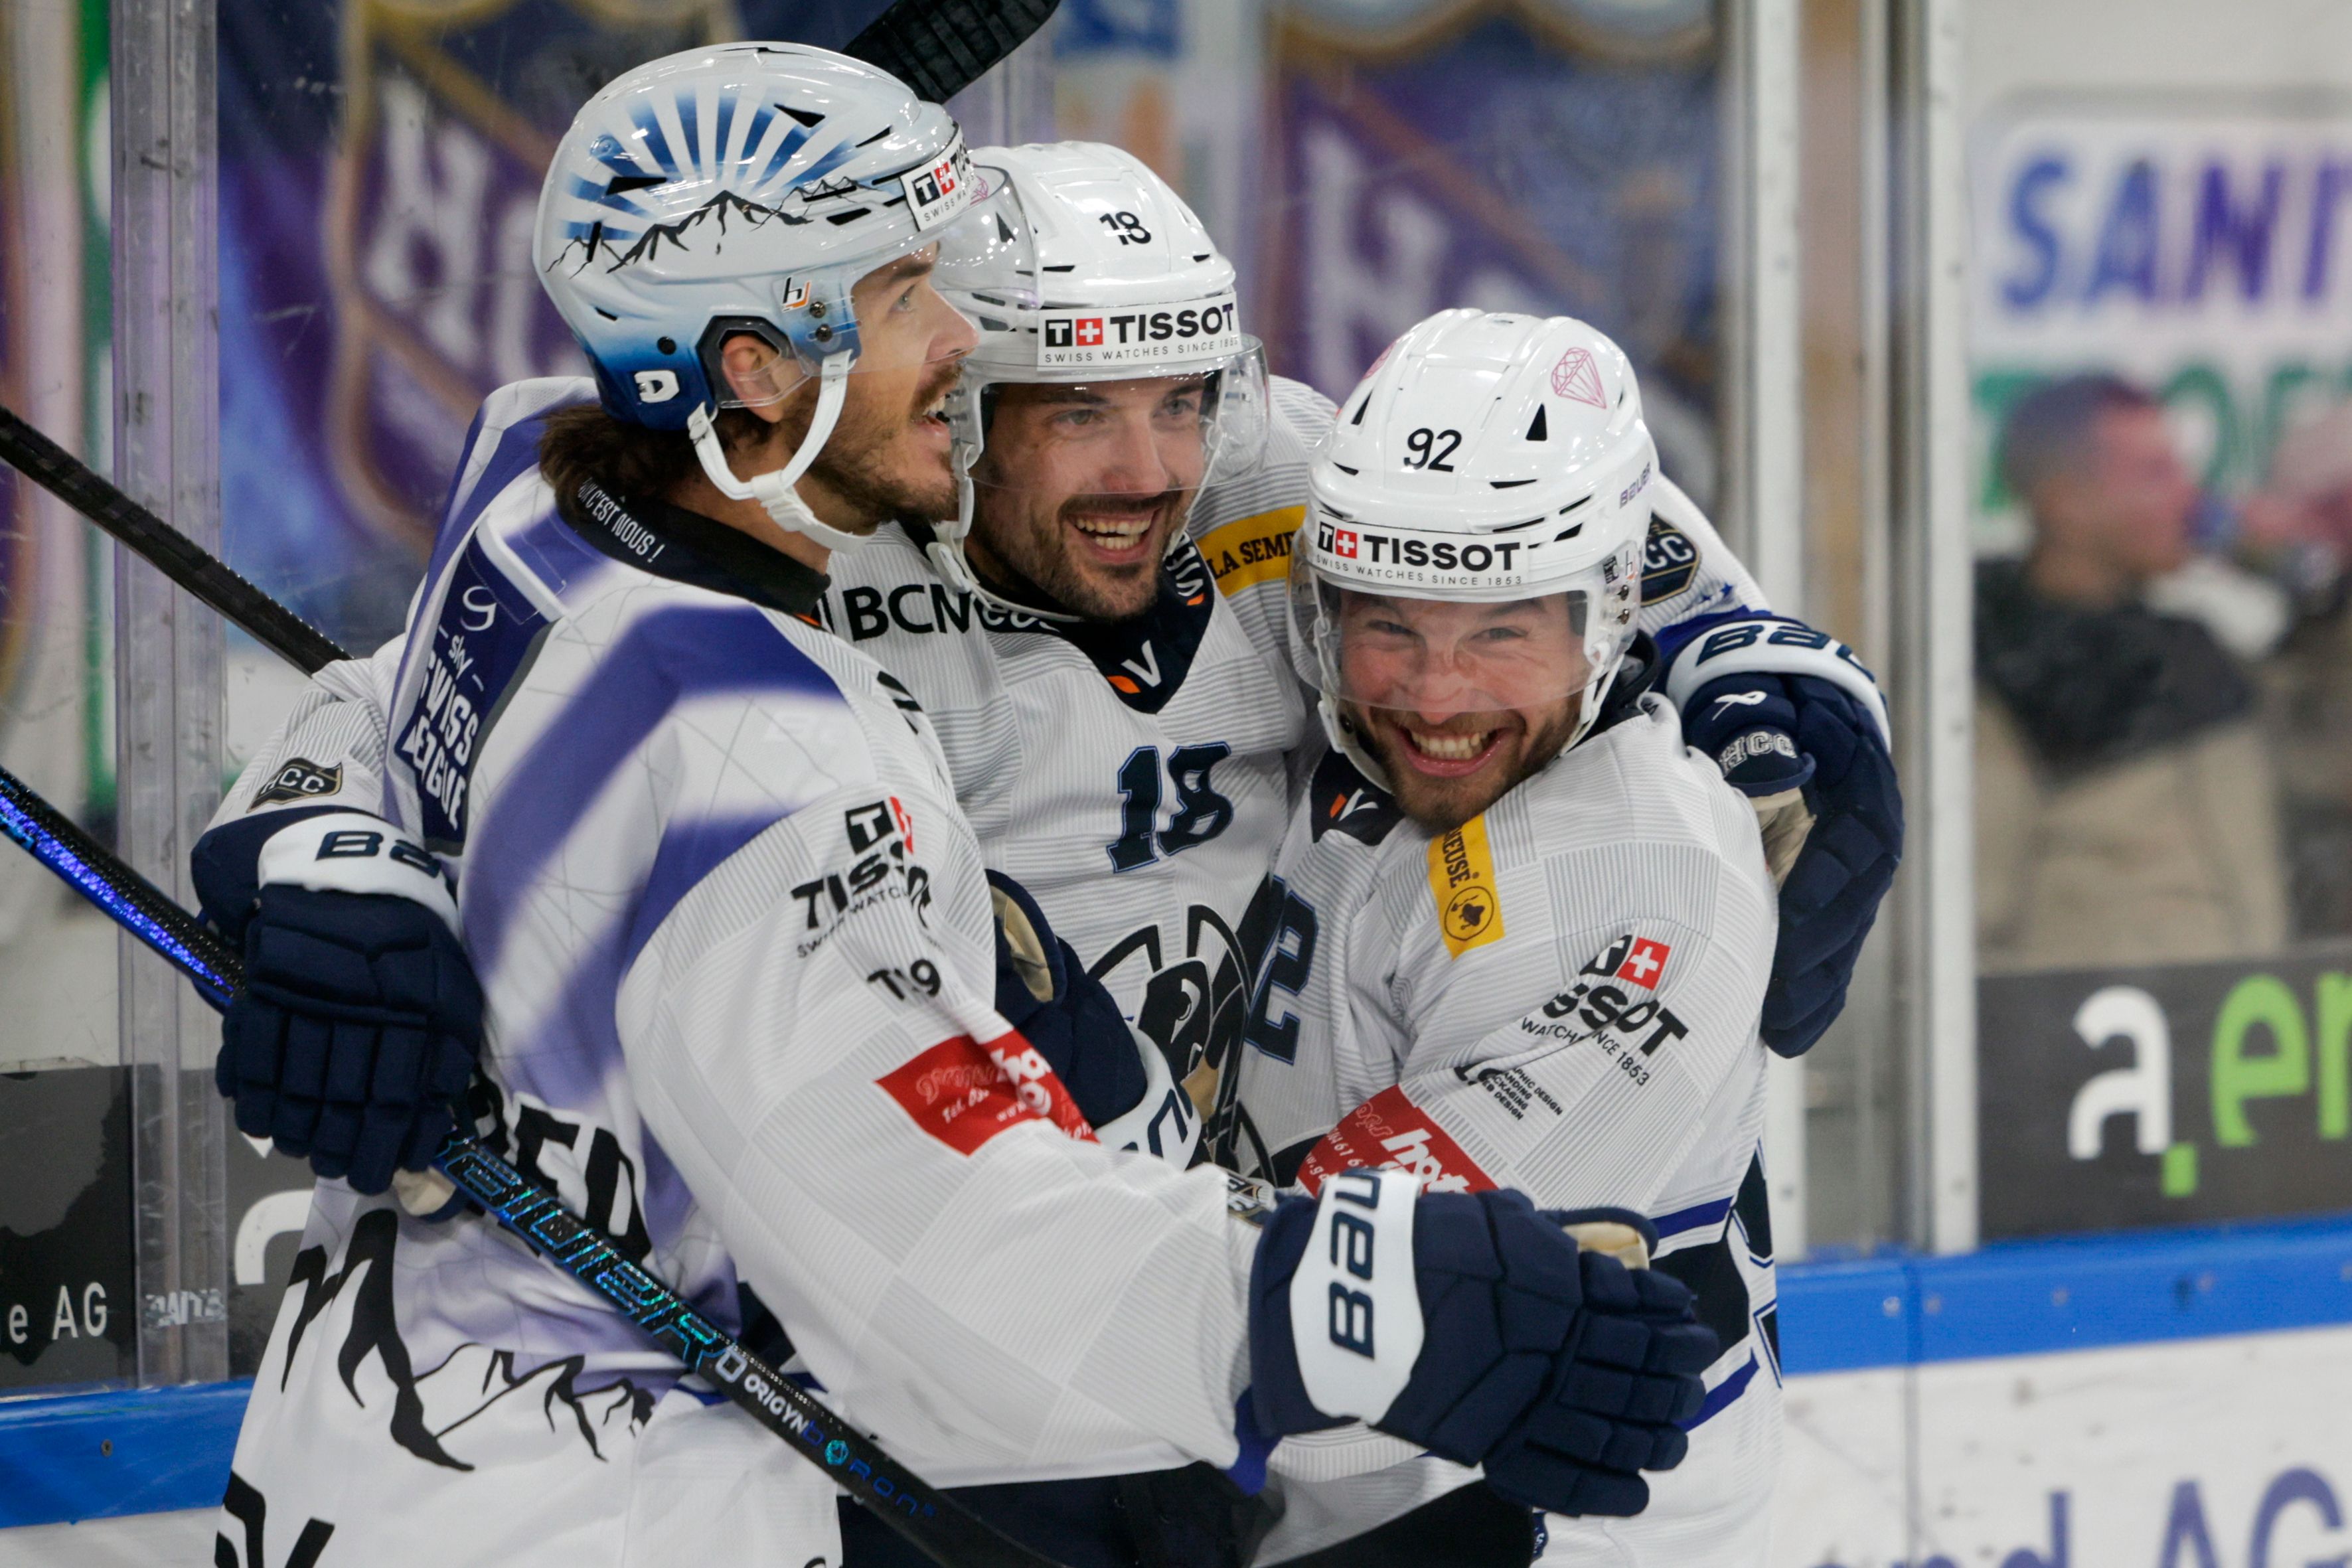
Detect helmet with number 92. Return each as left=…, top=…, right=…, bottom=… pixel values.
left=1291, top=308, right=1657, bottom=831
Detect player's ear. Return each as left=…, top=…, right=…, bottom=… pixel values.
left=718, top=333, right=802, bottom=426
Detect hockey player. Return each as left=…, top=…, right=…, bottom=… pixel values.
left=198, top=49, right=1717, bottom=1568
left=1223, top=310, right=1893, bottom=1567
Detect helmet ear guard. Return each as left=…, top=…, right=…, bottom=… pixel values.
left=686, top=354, right=863, bottom=554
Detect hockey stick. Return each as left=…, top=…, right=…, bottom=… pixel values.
left=0, top=404, right=347, bottom=674
left=0, top=763, right=1065, bottom=1568
left=845, top=0, right=1061, bottom=104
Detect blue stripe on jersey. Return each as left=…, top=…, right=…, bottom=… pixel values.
left=1684, top=1352, right=1758, bottom=1430
left=465, top=601, right=845, bottom=977
left=508, top=504, right=612, bottom=597
left=1655, top=1196, right=1735, bottom=1240
left=625, top=812, right=793, bottom=972
left=421, top=395, right=579, bottom=591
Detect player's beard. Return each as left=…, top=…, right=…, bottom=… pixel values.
left=967, top=486, right=1194, bottom=622
left=799, top=356, right=966, bottom=530
left=1347, top=694, right=1586, bottom=833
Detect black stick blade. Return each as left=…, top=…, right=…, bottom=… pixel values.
left=846, top=0, right=1061, bottom=103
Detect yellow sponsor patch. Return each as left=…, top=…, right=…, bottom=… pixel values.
left=1427, top=814, right=1506, bottom=958
left=1196, top=505, right=1305, bottom=596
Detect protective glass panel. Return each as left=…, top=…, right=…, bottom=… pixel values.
left=0, top=1, right=134, bottom=1393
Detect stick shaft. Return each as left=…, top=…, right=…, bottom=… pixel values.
left=0, top=402, right=349, bottom=674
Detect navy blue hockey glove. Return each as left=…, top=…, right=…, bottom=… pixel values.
left=1249, top=1172, right=1716, bottom=1518
left=1678, top=674, right=1816, bottom=799
left=1666, top=615, right=1905, bottom=1059
left=196, top=811, right=483, bottom=1196
left=986, top=871, right=1198, bottom=1161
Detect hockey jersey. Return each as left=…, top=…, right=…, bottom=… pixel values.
left=210, top=379, right=1267, bottom=1568
left=813, top=375, right=1767, bottom=1142
left=1223, top=672, right=1784, bottom=1566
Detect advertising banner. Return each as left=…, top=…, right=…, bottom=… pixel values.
left=1978, top=949, right=2352, bottom=1239
left=1776, top=1326, right=2352, bottom=1568
left=0, top=1067, right=133, bottom=1390
left=1970, top=103, right=2352, bottom=535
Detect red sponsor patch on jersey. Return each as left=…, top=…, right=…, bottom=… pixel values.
left=1614, top=937, right=1672, bottom=988
left=877, top=1032, right=1095, bottom=1156
left=1295, top=1085, right=1494, bottom=1196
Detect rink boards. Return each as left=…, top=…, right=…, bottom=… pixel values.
left=6, top=1212, right=2351, bottom=1566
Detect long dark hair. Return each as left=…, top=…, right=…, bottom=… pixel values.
left=538, top=403, right=771, bottom=513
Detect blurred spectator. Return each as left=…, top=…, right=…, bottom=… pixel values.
left=2240, top=400, right=2352, bottom=938
left=1975, top=374, right=2288, bottom=973
left=2242, top=400, right=2352, bottom=571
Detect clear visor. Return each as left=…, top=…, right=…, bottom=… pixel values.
left=703, top=232, right=984, bottom=412
left=1293, top=557, right=1634, bottom=718
left=962, top=359, right=1271, bottom=508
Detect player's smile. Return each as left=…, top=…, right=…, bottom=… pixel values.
left=1389, top=714, right=1510, bottom=778
left=1065, top=491, right=1172, bottom=564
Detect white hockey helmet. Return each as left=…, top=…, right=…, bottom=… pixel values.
left=923, top=141, right=1270, bottom=617
left=1291, top=308, right=1656, bottom=787
left=533, top=42, right=979, bottom=552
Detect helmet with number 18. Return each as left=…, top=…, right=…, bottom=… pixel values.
left=1291, top=308, right=1656, bottom=830
left=923, top=141, right=1271, bottom=621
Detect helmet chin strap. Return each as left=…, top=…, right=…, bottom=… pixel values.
left=687, top=354, right=868, bottom=556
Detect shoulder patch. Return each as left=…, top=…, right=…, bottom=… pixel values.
left=1427, top=814, right=1506, bottom=957
left=1307, top=747, right=1401, bottom=845
left=1197, top=505, right=1305, bottom=597
left=254, top=757, right=343, bottom=807
left=1640, top=510, right=1699, bottom=605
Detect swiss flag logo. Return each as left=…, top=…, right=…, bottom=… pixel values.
left=1615, top=937, right=1672, bottom=988
left=1333, top=528, right=1359, bottom=558
left=1074, top=317, right=1105, bottom=347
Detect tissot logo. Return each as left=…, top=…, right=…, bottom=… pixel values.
left=1318, top=522, right=1522, bottom=576
left=1075, top=317, right=1105, bottom=347
left=911, top=153, right=959, bottom=208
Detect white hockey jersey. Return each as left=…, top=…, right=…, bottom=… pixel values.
left=814, top=375, right=1766, bottom=1144
left=211, top=379, right=1267, bottom=1568
left=1223, top=682, right=1784, bottom=1567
